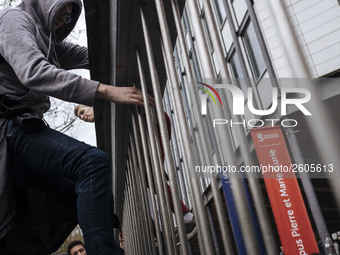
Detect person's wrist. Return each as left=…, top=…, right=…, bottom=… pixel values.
left=96, top=83, right=110, bottom=100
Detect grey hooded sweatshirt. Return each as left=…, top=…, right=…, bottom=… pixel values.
left=0, top=0, right=99, bottom=120
left=0, top=0, right=99, bottom=252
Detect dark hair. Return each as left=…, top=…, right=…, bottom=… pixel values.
left=74, top=104, right=86, bottom=116
left=67, top=240, right=84, bottom=255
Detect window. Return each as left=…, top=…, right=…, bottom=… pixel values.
left=212, top=50, right=220, bottom=75
left=213, top=0, right=227, bottom=25
left=182, top=11, right=193, bottom=51
left=242, top=22, right=266, bottom=80
left=232, top=0, right=248, bottom=26
left=221, top=22, right=233, bottom=53
left=190, top=46, right=202, bottom=80
left=212, top=0, right=231, bottom=57
left=230, top=52, right=243, bottom=78
left=230, top=51, right=248, bottom=96
left=198, top=0, right=203, bottom=10
left=202, top=16, right=213, bottom=53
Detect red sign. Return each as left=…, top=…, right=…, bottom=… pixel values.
left=251, top=126, right=319, bottom=255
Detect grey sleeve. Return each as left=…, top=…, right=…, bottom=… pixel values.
left=0, top=10, right=99, bottom=106
left=56, top=41, right=90, bottom=70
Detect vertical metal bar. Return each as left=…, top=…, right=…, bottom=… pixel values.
left=139, top=5, right=190, bottom=254
left=135, top=43, right=176, bottom=254
left=127, top=182, right=137, bottom=255
left=126, top=186, right=134, bottom=255
left=149, top=0, right=216, bottom=253
left=122, top=190, right=127, bottom=254
left=119, top=206, right=131, bottom=255
left=266, top=0, right=340, bottom=210
left=169, top=0, right=235, bottom=254
left=243, top=0, right=334, bottom=253
left=127, top=177, right=138, bottom=255
left=125, top=169, right=133, bottom=254
left=149, top=108, right=177, bottom=252
left=161, top=43, right=206, bottom=252
left=187, top=0, right=266, bottom=254
left=136, top=51, right=175, bottom=255
left=126, top=158, right=138, bottom=255
left=122, top=189, right=127, bottom=254
left=125, top=168, right=138, bottom=254
left=203, top=0, right=280, bottom=253
left=124, top=187, right=133, bottom=255
left=221, top=1, right=262, bottom=107
left=206, top=205, right=222, bottom=255
left=129, top=145, right=149, bottom=255
left=123, top=188, right=129, bottom=254
left=244, top=0, right=278, bottom=88
left=142, top=67, right=179, bottom=254
left=129, top=131, right=157, bottom=255
left=127, top=154, right=145, bottom=254
left=285, top=126, right=334, bottom=253
left=135, top=108, right=165, bottom=255
left=160, top=39, right=213, bottom=252
left=126, top=159, right=139, bottom=254
left=163, top=91, right=193, bottom=209
left=131, top=108, right=159, bottom=255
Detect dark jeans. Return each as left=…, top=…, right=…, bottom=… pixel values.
left=5, top=120, right=118, bottom=254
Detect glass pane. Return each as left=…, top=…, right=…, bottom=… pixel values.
left=213, top=0, right=227, bottom=25
left=198, top=0, right=203, bottom=10
left=230, top=52, right=248, bottom=95
left=185, top=31, right=192, bottom=50
left=230, top=52, right=243, bottom=78
left=243, top=22, right=266, bottom=79
left=232, top=0, right=248, bottom=26
left=191, top=46, right=202, bottom=79
left=202, top=17, right=213, bottom=52
left=221, top=22, right=233, bottom=53
left=212, top=50, right=220, bottom=75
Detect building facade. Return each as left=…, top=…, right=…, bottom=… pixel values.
left=85, top=0, right=340, bottom=254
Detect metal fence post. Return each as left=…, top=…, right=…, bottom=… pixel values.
left=266, top=0, right=340, bottom=211
left=152, top=0, right=218, bottom=252
left=135, top=43, right=177, bottom=254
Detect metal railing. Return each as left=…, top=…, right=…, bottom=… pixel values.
left=115, top=0, right=340, bottom=254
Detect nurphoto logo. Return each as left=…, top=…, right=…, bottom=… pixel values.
left=197, top=80, right=312, bottom=128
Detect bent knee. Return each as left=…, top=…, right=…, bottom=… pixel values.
left=90, top=149, right=110, bottom=165
left=77, top=148, right=111, bottom=178
left=88, top=148, right=110, bottom=169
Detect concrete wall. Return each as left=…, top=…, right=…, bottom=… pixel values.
left=254, top=0, right=340, bottom=78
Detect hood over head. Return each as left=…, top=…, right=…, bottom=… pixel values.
left=18, top=0, right=82, bottom=42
